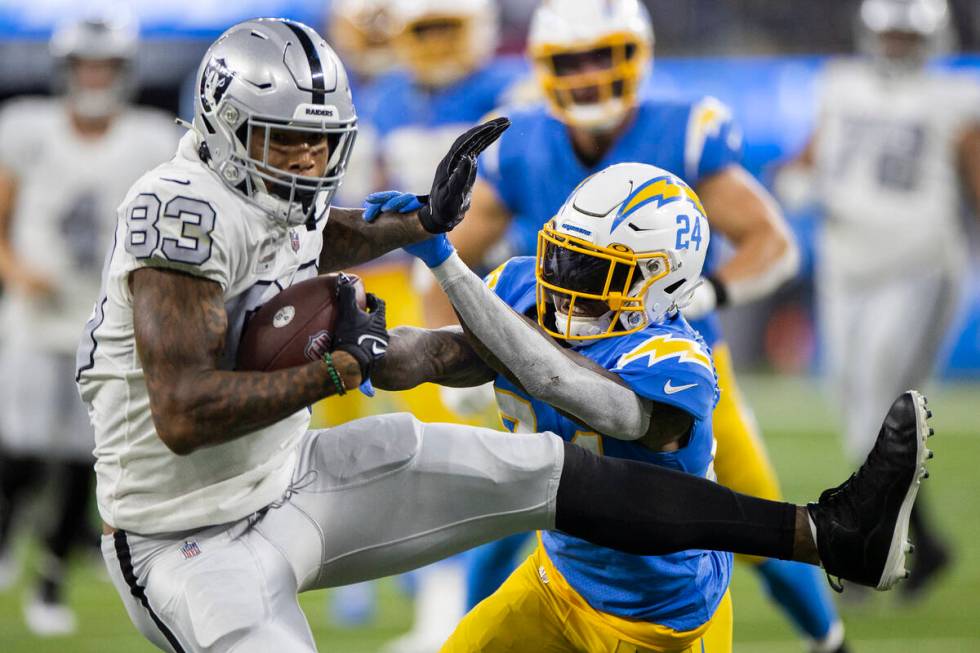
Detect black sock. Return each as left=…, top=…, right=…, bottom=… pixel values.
left=554, top=442, right=797, bottom=559
left=0, top=453, right=43, bottom=552
left=44, top=461, right=95, bottom=561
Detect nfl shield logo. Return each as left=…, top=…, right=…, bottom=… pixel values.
left=180, top=541, right=202, bottom=560
left=290, top=230, right=301, bottom=253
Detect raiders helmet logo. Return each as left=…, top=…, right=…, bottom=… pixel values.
left=200, top=56, right=234, bottom=113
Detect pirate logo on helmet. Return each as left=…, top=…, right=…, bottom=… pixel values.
left=200, top=56, right=234, bottom=113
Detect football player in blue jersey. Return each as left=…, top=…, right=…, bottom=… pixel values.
left=364, top=161, right=932, bottom=651
left=419, top=1, right=849, bottom=651
left=451, top=163, right=734, bottom=651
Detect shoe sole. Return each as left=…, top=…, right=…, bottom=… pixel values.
left=877, top=390, right=932, bottom=590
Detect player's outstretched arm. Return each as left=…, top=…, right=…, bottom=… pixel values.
left=416, top=248, right=653, bottom=441
left=319, top=206, right=430, bottom=272
left=371, top=325, right=495, bottom=391
left=321, top=118, right=511, bottom=273
left=132, top=267, right=362, bottom=455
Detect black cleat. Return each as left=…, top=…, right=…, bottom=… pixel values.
left=808, top=391, right=932, bottom=591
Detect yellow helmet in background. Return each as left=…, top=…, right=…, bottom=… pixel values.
left=329, top=0, right=398, bottom=79
left=528, top=0, right=653, bottom=132
left=389, top=0, right=499, bottom=87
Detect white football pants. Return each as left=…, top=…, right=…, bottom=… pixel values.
left=101, top=412, right=564, bottom=652
left=819, top=265, right=961, bottom=461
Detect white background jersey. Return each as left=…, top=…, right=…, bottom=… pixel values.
left=811, top=61, right=980, bottom=281
left=77, top=132, right=324, bottom=534
left=0, top=97, right=178, bottom=353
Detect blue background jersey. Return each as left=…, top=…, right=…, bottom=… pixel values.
left=487, top=257, right=732, bottom=630
left=362, top=56, right=526, bottom=138
left=479, top=97, right=743, bottom=346
left=357, top=56, right=526, bottom=196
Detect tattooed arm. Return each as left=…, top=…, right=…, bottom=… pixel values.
left=318, top=207, right=429, bottom=272
left=371, top=325, right=495, bottom=391
left=132, top=267, right=362, bottom=455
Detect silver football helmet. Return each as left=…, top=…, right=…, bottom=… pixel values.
left=50, top=15, right=138, bottom=119
left=857, top=0, right=953, bottom=70
left=192, top=18, right=357, bottom=226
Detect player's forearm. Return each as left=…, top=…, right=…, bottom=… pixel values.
left=0, top=170, right=19, bottom=282
left=372, top=325, right=494, bottom=391
left=430, top=252, right=650, bottom=439
left=151, top=356, right=360, bottom=455
left=701, top=168, right=801, bottom=306
left=319, top=206, right=429, bottom=271
left=715, top=228, right=800, bottom=306
left=131, top=266, right=361, bottom=455
left=957, top=125, right=980, bottom=216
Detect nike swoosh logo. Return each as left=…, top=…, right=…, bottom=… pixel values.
left=161, top=177, right=190, bottom=185
left=664, top=380, right=697, bottom=395
left=358, top=335, right=388, bottom=356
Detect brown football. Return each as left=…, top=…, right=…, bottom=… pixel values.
left=236, top=273, right=367, bottom=372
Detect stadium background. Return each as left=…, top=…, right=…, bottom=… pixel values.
left=0, top=0, right=978, bottom=651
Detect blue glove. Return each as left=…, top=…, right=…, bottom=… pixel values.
left=404, top=234, right=456, bottom=268
left=359, top=379, right=376, bottom=397
left=363, top=191, right=426, bottom=223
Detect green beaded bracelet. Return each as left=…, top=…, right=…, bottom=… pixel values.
left=321, top=352, right=347, bottom=396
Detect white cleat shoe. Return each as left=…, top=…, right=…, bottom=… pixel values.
left=24, top=596, right=77, bottom=636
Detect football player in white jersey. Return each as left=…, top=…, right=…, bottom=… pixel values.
left=780, top=0, right=980, bottom=597
left=0, top=15, right=177, bottom=635
left=80, top=18, right=933, bottom=652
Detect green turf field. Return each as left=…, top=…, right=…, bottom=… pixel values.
left=2, top=376, right=978, bottom=652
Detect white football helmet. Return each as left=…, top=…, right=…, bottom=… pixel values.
left=858, top=0, right=953, bottom=71
left=192, top=19, right=357, bottom=226
left=536, top=163, right=709, bottom=341
left=329, top=0, right=398, bottom=79
left=388, top=0, right=498, bottom=87
left=49, top=14, right=138, bottom=119
left=528, top=0, right=653, bottom=132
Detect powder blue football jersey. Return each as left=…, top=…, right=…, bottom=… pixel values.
left=486, top=257, right=732, bottom=630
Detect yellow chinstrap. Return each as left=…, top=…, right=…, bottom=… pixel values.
left=534, top=223, right=670, bottom=341
left=529, top=32, right=648, bottom=122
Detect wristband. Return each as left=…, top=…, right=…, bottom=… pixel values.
left=321, top=352, right=347, bottom=396
left=706, top=275, right=729, bottom=309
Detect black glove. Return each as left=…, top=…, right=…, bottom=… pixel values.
left=332, top=276, right=389, bottom=380
left=418, top=117, right=511, bottom=234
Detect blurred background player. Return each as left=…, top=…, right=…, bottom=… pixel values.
left=424, top=1, right=850, bottom=651
left=0, top=15, right=177, bottom=636
left=326, top=0, right=398, bottom=208
left=778, top=0, right=980, bottom=598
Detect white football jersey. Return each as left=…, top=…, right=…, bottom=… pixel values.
left=0, top=97, right=178, bottom=353
left=77, top=132, right=325, bottom=534
left=811, top=61, right=980, bottom=280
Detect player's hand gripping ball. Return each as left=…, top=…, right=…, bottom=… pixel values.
left=236, top=273, right=367, bottom=372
